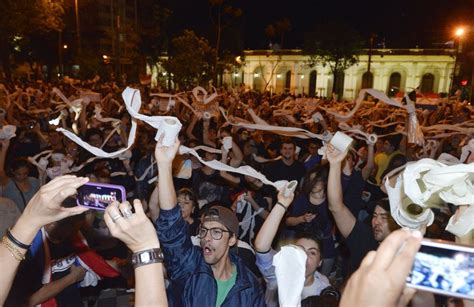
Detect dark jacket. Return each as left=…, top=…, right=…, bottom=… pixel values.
left=156, top=206, right=264, bottom=307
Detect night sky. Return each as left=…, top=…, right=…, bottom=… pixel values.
left=165, top=0, right=473, bottom=49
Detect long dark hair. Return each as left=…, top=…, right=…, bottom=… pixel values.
left=301, top=164, right=329, bottom=196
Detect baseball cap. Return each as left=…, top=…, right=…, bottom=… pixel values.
left=202, top=206, right=239, bottom=236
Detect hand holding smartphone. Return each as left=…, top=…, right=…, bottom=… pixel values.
left=406, top=239, right=474, bottom=300
left=77, top=182, right=126, bottom=210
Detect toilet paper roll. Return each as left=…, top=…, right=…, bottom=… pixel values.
left=222, top=136, right=233, bottom=150
left=283, top=180, right=298, bottom=197
left=330, top=131, right=353, bottom=153
left=367, top=134, right=378, bottom=145
left=156, top=118, right=182, bottom=146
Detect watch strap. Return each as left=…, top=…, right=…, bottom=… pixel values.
left=132, top=248, right=164, bottom=268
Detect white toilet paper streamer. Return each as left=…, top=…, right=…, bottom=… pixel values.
left=384, top=158, right=474, bottom=233
left=58, top=87, right=294, bottom=192
left=273, top=245, right=307, bottom=307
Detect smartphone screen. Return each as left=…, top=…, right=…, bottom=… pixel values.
left=406, top=239, right=474, bottom=300
left=76, top=182, right=126, bottom=210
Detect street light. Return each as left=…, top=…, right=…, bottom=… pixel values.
left=455, top=27, right=465, bottom=38
left=63, top=44, right=68, bottom=49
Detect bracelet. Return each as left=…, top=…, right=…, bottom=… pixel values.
left=6, top=229, right=31, bottom=249
left=1, top=236, right=25, bottom=261
left=276, top=202, right=288, bottom=212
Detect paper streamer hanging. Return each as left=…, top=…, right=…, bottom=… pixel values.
left=219, top=107, right=325, bottom=140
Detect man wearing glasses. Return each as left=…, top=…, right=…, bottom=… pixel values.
left=152, top=139, right=264, bottom=307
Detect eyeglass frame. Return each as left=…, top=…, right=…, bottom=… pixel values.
left=198, top=226, right=231, bottom=240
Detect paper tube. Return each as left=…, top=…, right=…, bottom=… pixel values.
left=367, top=134, right=378, bottom=145
left=155, top=118, right=182, bottom=146
left=283, top=180, right=298, bottom=197
left=330, top=131, right=353, bottom=153
left=222, top=136, right=233, bottom=150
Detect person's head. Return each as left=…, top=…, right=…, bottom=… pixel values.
left=371, top=199, right=399, bottom=242
left=343, top=150, right=357, bottom=172
left=48, top=130, right=63, bottom=147
left=10, top=158, right=31, bottom=183
left=280, top=139, right=296, bottom=161
left=383, top=135, right=402, bottom=154
left=198, top=206, right=238, bottom=265
left=294, top=233, right=323, bottom=278
left=303, top=164, right=329, bottom=199
left=65, top=141, right=80, bottom=159
left=204, top=150, right=217, bottom=162
left=177, top=188, right=197, bottom=221
left=307, top=141, right=320, bottom=156
left=85, top=128, right=103, bottom=148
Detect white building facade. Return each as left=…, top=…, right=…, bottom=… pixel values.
left=223, top=49, right=456, bottom=100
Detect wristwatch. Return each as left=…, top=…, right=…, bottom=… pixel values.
left=131, top=248, right=164, bottom=268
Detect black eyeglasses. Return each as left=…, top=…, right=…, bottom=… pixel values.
left=198, top=226, right=230, bottom=240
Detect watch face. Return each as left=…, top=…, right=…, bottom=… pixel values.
left=140, top=252, right=151, bottom=263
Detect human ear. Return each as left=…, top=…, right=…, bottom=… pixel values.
left=228, top=233, right=237, bottom=247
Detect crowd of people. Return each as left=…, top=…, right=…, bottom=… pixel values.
left=0, top=78, right=472, bottom=306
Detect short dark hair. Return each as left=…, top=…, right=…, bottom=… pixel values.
left=295, top=231, right=323, bottom=255
left=386, top=135, right=402, bottom=151
left=10, top=158, right=31, bottom=174
left=280, top=138, right=296, bottom=149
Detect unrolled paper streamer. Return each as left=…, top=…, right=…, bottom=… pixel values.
left=385, top=158, right=474, bottom=231
left=252, top=154, right=281, bottom=163
left=192, top=86, right=218, bottom=104
left=57, top=88, right=141, bottom=158
left=220, top=107, right=325, bottom=140
left=222, top=136, right=233, bottom=151
left=446, top=205, right=474, bottom=237
left=338, top=122, right=377, bottom=145
left=273, top=245, right=307, bottom=307
left=179, top=145, right=291, bottom=192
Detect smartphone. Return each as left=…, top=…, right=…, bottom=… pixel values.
left=76, top=182, right=126, bottom=210
left=406, top=239, right=474, bottom=300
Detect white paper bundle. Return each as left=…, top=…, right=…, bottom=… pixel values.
left=273, top=245, right=307, bottom=307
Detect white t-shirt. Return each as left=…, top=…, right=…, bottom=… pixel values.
left=301, top=271, right=330, bottom=300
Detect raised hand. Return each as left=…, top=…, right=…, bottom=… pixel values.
left=104, top=199, right=160, bottom=253
left=340, top=228, right=422, bottom=307
left=326, top=143, right=348, bottom=164
left=20, top=175, right=89, bottom=229
left=154, top=137, right=180, bottom=165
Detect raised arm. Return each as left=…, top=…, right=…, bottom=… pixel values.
left=326, top=144, right=356, bottom=238
left=104, top=200, right=167, bottom=307
left=154, top=139, right=180, bottom=210
left=0, top=175, right=89, bottom=305
left=361, top=142, right=375, bottom=181
left=0, top=139, right=10, bottom=186
left=185, top=114, right=199, bottom=141
left=219, top=147, right=241, bottom=185
left=254, top=190, right=294, bottom=253
left=202, top=118, right=217, bottom=148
